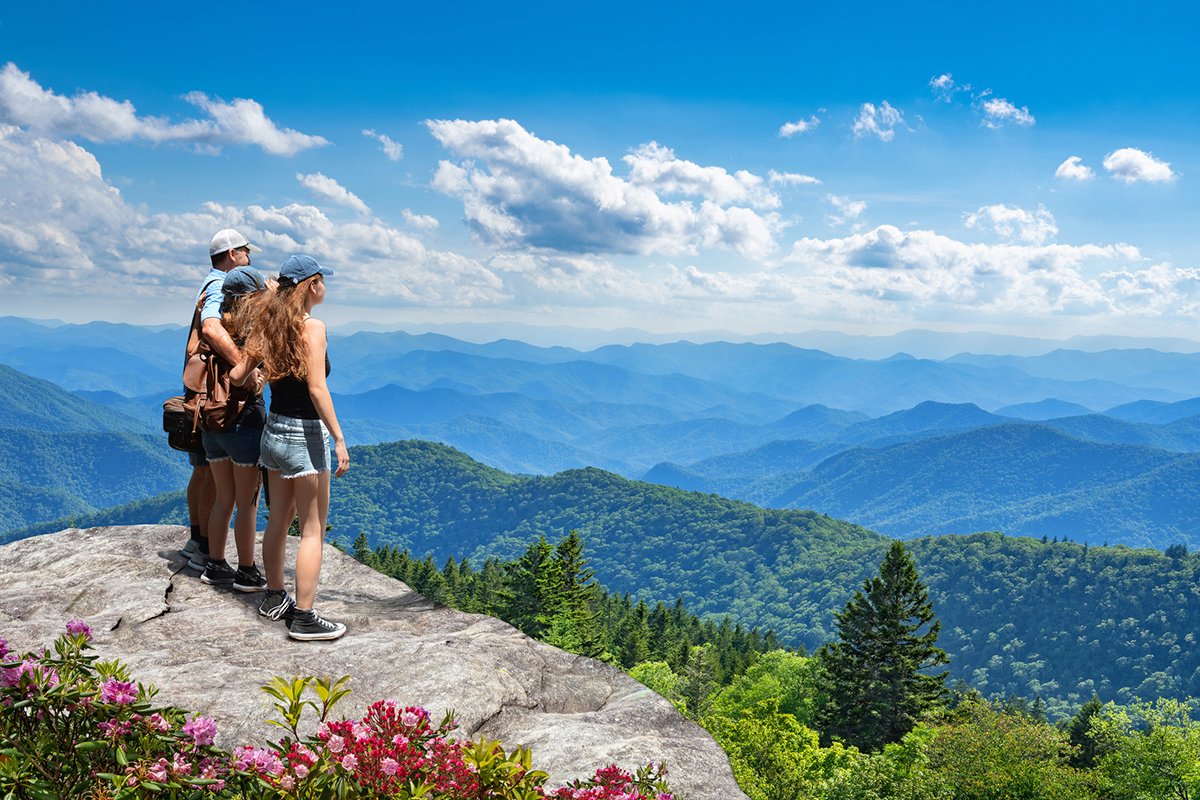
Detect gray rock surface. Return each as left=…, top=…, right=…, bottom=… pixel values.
left=0, top=525, right=746, bottom=799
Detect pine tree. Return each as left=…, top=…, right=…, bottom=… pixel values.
left=1065, top=694, right=1104, bottom=768
left=817, top=541, right=948, bottom=751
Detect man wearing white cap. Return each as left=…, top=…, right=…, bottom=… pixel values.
left=182, top=229, right=263, bottom=577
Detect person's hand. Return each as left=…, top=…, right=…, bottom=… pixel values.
left=252, top=368, right=267, bottom=395
left=334, top=439, right=350, bottom=477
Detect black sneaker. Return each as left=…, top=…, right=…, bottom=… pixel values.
left=288, top=608, right=347, bottom=641
left=233, top=564, right=267, bottom=593
left=258, top=589, right=296, bottom=623
left=200, top=559, right=236, bottom=587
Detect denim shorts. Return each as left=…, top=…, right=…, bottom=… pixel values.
left=202, top=420, right=264, bottom=467
left=259, top=412, right=330, bottom=479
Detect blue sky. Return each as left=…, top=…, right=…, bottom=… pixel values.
left=0, top=2, right=1197, bottom=339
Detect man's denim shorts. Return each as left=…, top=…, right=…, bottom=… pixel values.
left=202, top=420, right=264, bottom=467
left=258, top=412, right=330, bottom=479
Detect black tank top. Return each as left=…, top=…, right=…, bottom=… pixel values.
left=269, top=354, right=331, bottom=420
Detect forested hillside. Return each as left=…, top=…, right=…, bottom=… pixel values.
left=23, top=438, right=1200, bottom=716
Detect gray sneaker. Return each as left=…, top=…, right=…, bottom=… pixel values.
left=258, top=589, right=296, bottom=622
left=200, top=559, right=236, bottom=587
left=288, top=608, right=346, bottom=641
left=187, top=551, right=209, bottom=571
left=233, top=564, right=267, bottom=593
left=181, top=539, right=199, bottom=558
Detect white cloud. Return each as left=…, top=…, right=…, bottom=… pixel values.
left=784, top=224, right=1146, bottom=316
left=426, top=118, right=783, bottom=259
left=768, top=170, right=821, bottom=186
left=779, top=116, right=820, bottom=137
left=296, top=172, right=371, bottom=215
left=623, top=142, right=780, bottom=208
left=852, top=101, right=905, bottom=141
left=0, top=125, right=502, bottom=309
left=964, top=204, right=1058, bottom=245
left=980, top=97, right=1035, bottom=128
left=1055, top=156, right=1095, bottom=181
left=825, top=194, right=867, bottom=228
left=402, top=208, right=440, bottom=230
left=1102, top=147, right=1176, bottom=183
left=363, top=128, right=403, bottom=161
left=0, top=62, right=326, bottom=155
left=929, top=73, right=959, bottom=102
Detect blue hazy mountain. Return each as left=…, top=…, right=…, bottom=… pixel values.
left=994, top=398, right=1095, bottom=420
left=946, top=349, right=1200, bottom=397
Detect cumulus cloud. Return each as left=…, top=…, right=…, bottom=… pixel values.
left=296, top=172, right=371, bottom=215
left=768, top=170, right=821, bottom=186
left=1102, top=147, right=1176, bottom=183
left=980, top=97, right=1035, bottom=128
left=426, top=118, right=783, bottom=259
left=784, top=224, right=1146, bottom=316
left=363, top=128, right=403, bottom=160
left=964, top=204, right=1058, bottom=245
left=0, top=125, right=501, bottom=309
left=0, top=62, right=326, bottom=155
left=623, top=142, right=780, bottom=208
left=1055, top=156, right=1095, bottom=181
left=779, top=115, right=820, bottom=137
left=852, top=101, right=905, bottom=141
left=825, top=194, right=867, bottom=228
left=402, top=208, right=439, bottom=230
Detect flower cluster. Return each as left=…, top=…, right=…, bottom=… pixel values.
left=1, top=622, right=676, bottom=800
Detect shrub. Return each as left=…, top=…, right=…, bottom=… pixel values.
left=0, top=624, right=676, bottom=799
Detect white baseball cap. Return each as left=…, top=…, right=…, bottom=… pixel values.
left=208, top=228, right=263, bottom=256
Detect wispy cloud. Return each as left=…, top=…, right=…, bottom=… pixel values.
left=779, top=115, right=820, bottom=137
left=980, top=96, right=1035, bottom=128
left=296, top=172, right=371, bottom=215
left=1055, top=156, right=1095, bottom=181
left=768, top=170, right=821, bottom=186
left=929, top=73, right=969, bottom=102
left=363, top=128, right=403, bottom=161
left=0, top=62, right=327, bottom=155
left=1103, top=147, right=1176, bottom=183
left=852, top=101, right=905, bottom=141
left=825, top=194, right=867, bottom=228
left=427, top=118, right=783, bottom=259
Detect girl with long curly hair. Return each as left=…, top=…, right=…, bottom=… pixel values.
left=233, top=254, right=349, bottom=641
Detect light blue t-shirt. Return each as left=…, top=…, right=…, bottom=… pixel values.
left=196, top=268, right=225, bottom=322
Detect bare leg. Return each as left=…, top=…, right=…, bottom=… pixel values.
left=292, top=471, right=331, bottom=610
left=261, top=470, right=296, bottom=591
left=230, top=463, right=262, bottom=567
left=187, top=465, right=214, bottom=538
left=206, top=459, right=235, bottom=562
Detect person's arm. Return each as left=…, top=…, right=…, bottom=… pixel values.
left=201, top=317, right=243, bottom=365
left=229, top=351, right=264, bottom=392
left=304, top=318, right=349, bottom=477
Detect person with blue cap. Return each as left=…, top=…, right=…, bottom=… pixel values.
left=234, top=254, right=349, bottom=641
left=181, top=228, right=263, bottom=573
left=197, top=265, right=272, bottom=594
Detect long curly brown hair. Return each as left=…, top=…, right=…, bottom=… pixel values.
left=239, top=276, right=320, bottom=381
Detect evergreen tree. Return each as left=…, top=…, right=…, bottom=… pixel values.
left=817, top=541, right=948, bottom=751
left=1065, top=694, right=1104, bottom=768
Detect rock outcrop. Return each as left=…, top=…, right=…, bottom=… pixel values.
left=0, top=525, right=746, bottom=799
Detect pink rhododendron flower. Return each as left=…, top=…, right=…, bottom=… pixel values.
left=146, top=713, right=170, bottom=732
left=172, top=752, right=192, bottom=775
left=148, top=759, right=169, bottom=782
left=381, top=757, right=400, bottom=776
left=341, top=753, right=358, bottom=772
left=392, top=733, right=409, bottom=748
left=326, top=733, right=345, bottom=753
left=183, top=715, right=217, bottom=746
left=280, top=775, right=296, bottom=791
left=294, top=763, right=309, bottom=779
left=65, top=619, right=93, bottom=640
left=0, top=637, right=9, bottom=660
left=99, top=678, right=138, bottom=705
left=400, top=710, right=420, bottom=727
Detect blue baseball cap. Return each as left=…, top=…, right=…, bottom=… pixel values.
left=278, top=254, right=334, bottom=287
left=222, top=266, right=267, bottom=297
